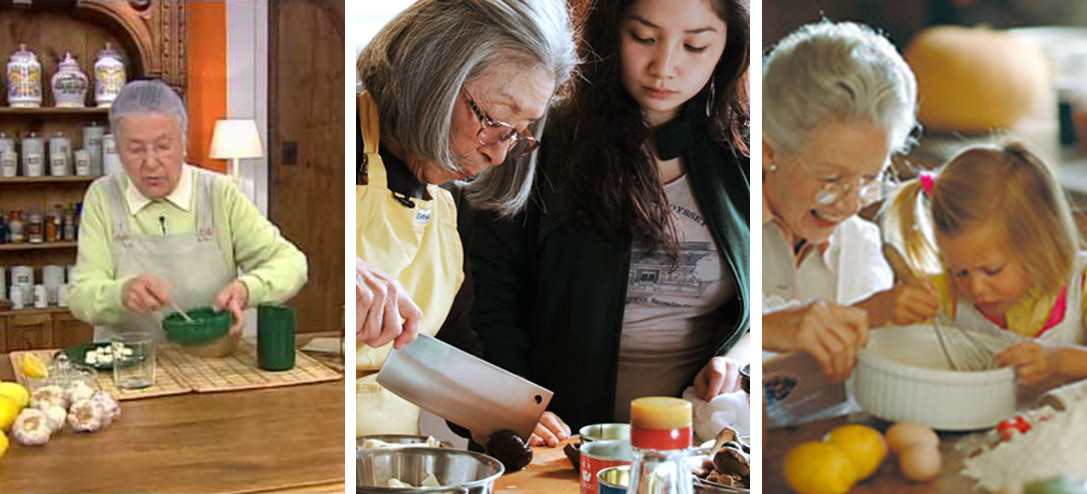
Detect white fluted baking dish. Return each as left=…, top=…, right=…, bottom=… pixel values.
left=853, top=325, right=1016, bottom=431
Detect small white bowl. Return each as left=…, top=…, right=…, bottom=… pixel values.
left=854, top=325, right=1016, bottom=431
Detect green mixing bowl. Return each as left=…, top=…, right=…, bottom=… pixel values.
left=163, top=307, right=231, bottom=346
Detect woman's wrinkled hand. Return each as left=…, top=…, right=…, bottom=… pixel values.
left=356, top=257, right=422, bottom=349
left=122, top=274, right=171, bottom=314
left=213, top=280, right=249, bottom=336
left=694, top=356, right=744, bottom=401
left=765, top=300, right=869, bottom=381
left=996, top=341, right=1060, bottom=385
left=527, top=411, right=570, bottom=447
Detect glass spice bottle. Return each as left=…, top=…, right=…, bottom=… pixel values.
left=26, top=210, right=44, bottom=243
left=9, top=210, right=25, bottom=243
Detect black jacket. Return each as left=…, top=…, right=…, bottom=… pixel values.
left=467, top=111, right=750, bottom=430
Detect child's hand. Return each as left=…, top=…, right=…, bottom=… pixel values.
left=860, top=283, right=940, bottom=327
left=996, top=341, right=1060, bottom=385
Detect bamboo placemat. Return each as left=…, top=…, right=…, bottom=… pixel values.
left=160, top=339, right=342, bottom=393
left=8, top=349, right=192, bottom=401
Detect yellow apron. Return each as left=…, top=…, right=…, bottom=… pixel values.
left=356, top=92, right=465, bottom=436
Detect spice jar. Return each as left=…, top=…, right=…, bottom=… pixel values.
left=26, top=210, right=44, bottom=243
left=7, top=44, right=42, bottom=108
left=94, top=43, right=126, bottom=108
left=21, top=133, right=44, bottom=177
left=49, top=132, right=71, bottom=176
left=9, top=210, right=25, bottom=243
left=51, top=51, right=89, bottom=108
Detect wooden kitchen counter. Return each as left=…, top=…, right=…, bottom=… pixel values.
left=494, top=439, right=580, bottom=494
left=765, top=378, right=1077, bottom=493
left=765, top=413, right=981, bottom=493
left=0, top=344, right=346, bottom=494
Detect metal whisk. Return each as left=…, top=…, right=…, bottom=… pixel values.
left=931, top=314, right=998, bottom=371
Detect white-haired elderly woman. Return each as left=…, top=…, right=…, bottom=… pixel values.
left=761, top=21, right=938, bottom=381
left=70, top=80, right=307, bottom=352
left=355, top=0, right=577, bottom=436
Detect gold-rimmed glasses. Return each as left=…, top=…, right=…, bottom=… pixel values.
left=462, top=89, right=539, bottom=159
left=792, top=154, right=893, bottom=207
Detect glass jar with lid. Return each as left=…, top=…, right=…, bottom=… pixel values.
left=94, top=42, right=126, bottom=108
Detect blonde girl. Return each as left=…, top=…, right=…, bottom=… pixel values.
left=885, top=143, right=1087, bottom=383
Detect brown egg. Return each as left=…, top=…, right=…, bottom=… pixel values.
left=899, top=444, right=941, bottom=482
left=886, top=422, right=940, bottom=454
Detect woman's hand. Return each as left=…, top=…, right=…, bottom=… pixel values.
left=764, top=300, right=869, bottom=381
left=214, top=280, right=249, bottom=336
left=996, top=341, right=1060, bottom=385
left=694, top=356, right=744, bottom=401
left=356, top=257, right=422, bottom=349
left=858, top=283, right=939, bottom=328
left=528, top=411, right=570, bottom=447
left=122, top=274, right=171, bottom=314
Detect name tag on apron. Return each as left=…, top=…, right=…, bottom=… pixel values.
left=414, top=208, right=432, bottom=225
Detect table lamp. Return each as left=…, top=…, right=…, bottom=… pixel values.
left=209, top=119, right=263, bottom=180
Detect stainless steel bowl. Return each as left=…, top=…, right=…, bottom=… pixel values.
left=578, top=423, right=631, bottom=443
left=357, top=447, right=504, bottom=494
left=356, top=435, right=455, bottom=451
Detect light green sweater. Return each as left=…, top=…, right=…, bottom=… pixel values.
left=69, top=165, right=308, bottom=325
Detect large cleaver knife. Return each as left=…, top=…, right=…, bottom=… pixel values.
left=377, top=334, right=552, bottom=441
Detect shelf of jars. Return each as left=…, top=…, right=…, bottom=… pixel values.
left=0, top=242, right=77, bottom=252
left=0, top=108, right=109, bottom=115
left=0, top=176, right=97, bottom=184
left=0, top=307, right=72, bottom=317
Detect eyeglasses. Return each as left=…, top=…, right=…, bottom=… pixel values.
left=792, top=155, right=893, bottom=208
left=463, top=90, right=539, bottom=160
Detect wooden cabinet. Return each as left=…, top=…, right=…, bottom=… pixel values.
left=0, top=1, right=186, bottom=352
left=6, top=311, right=53, bottom=352
left=52, top=310, right=93, bottom=348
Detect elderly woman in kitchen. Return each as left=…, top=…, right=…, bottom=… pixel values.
left=761, top=20, right=939, bottom=380
left=70, top=80, right=308, bottom=348
left=355, top=0, right=577, bottom=436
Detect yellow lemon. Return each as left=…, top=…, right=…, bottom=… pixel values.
left=21, top=354, right=48, bottom=379
left=0, top=382, right=29, bottom=409
left=0, top=397, right=18, bottom=432
left=784, top=441, right=858, bottom=494
left=0, top=430, right=8, bottom=461
left=825, top=424, right=888, bottom=480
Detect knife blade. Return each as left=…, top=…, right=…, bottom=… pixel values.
left=376, top=334, right=552, bottom=441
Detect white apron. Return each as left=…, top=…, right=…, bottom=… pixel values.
left=96, top=171, right=235, bottom=341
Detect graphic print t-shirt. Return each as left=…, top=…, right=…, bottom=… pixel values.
left=613, top=174, right=737, bottom=422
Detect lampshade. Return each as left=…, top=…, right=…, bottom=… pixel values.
left=209, top=119, right=263, bottom=160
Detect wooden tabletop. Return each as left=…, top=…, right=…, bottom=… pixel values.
left=764, top=413, right=982, bottom=493
left=0, top=347, right=346, bottom=494
left=764, top=378, right=1074, bottom=493
left=493, top=439, right=580, bottom=494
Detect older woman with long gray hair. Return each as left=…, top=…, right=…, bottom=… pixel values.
left=761, top=20, right=937, bottom=381
left=355, top=0, right=577, bottom=437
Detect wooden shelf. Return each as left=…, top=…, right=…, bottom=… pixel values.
left=0, top=176, right=99, bottom=184
left=0, top=307, right=73, bottom=317
left=0, top=242, right=77, bottom=251
left=0, top=107, right=109, bottom=115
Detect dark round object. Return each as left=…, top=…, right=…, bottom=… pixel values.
left=485, top=430, right=532, bottom=473
left=739, top=363, right=750, bottom=395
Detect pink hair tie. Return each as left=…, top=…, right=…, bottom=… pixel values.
left=919, top=171, right=937, bottom=196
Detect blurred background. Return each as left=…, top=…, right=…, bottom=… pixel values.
left=766, top=0, right=1087, bottom=210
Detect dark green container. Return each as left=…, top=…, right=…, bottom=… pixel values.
left=163, top=307, right=231, bottom=346
left=257, top=304, right=295, bottom=371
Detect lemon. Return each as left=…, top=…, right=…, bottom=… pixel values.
left=784, top=441, right=858, bottom=494
left=0, top=431, right=7, bottom=461
left=0, top=397, right=18, bottom=432
left=21, top=354, right=48, bottom=379
left=825, top=424, right=888, bottom=480
left=0, top=383, right=29, bottom=410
